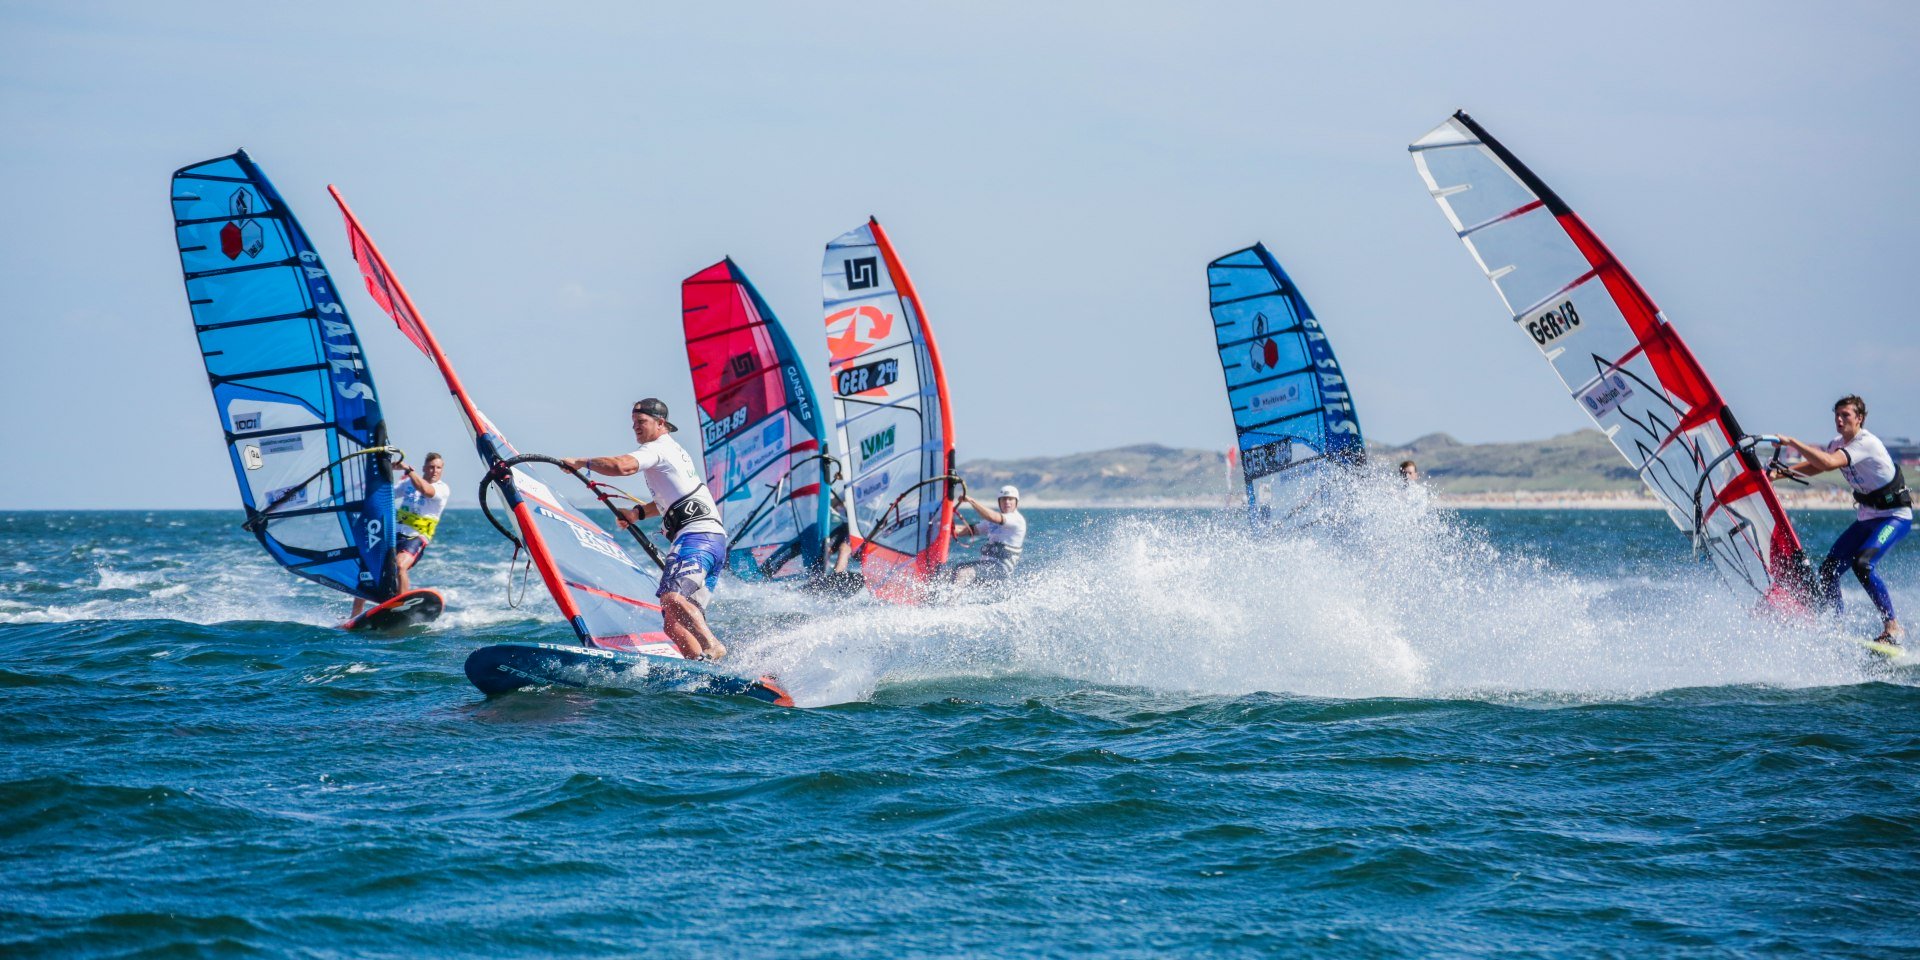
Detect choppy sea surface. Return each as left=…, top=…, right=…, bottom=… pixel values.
left=3, top=499, right=1916, bottom=958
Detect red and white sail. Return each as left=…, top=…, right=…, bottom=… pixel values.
left=823, top=218, right=958, bottom=602
left=1410, top=112, right=1808, bottom=605
left=331, top=187, right=679, bottom=656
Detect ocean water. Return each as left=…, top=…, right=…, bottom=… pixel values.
left=2, top=498, right=1916, bottom=958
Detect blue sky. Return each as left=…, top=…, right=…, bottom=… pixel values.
left=2, top=1, right=1914, bottom=508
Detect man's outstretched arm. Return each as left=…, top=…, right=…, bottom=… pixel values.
left=1773, top=437, right=1847, bottom=477
left=563, top=454, right=641, bottom=477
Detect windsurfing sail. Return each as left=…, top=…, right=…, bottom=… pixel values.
left=1410, top=111, right=1809, bottom=604
left=823, top=218, right=959, bottom=600
left=329, top=187, right=680, bottom=656
left=682, top=258, right=834, bottom=582
left=1207, top=243, right=1364, bottom=526
left=170, top=152, right=398, bottom=602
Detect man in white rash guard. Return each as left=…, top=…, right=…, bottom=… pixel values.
left=1398, top=458, right=1431, bottom=511
left=949, top=485, right=1029, bottom=587
left=1770, top=395, right=1912, bottom=645
left=563, top=398, right=730, bottom=660
left=351, top=452, right=449, bottom=620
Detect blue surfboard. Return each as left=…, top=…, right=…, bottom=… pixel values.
left=464, top=643, right=794, bottom=705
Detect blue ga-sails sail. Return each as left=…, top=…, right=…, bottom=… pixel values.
left=170, top=151, right=398, bottom=601
left=1409, top=111, right=1810, bottom=606
left=1206, top=243, right=1364, bottom=525
left=682, top=258, right=833, bottom=582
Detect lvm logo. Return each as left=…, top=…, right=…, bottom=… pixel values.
left=860, top=425, right=896, bottom=461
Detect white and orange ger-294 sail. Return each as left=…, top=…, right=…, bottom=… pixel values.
left=328, top=187, right=791, bottom=705
left=822, top=218, right=960, bottom=603
left=1410, top=111, right=1813, bottom=609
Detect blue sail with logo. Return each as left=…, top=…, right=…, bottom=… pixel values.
left=682, top=258, right=834, bottom=581
left=1207, top=243, right=1364, bottom=527
left=170, top=151, right=399, bottom=601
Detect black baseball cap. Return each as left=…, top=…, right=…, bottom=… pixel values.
left=632, top=397, right=679, bottom=433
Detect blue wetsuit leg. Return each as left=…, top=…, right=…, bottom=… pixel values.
left=1820, top=517, right=1912, bottom=621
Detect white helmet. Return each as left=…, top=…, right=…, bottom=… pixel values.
left=998, top=485, right=1020, bottom=500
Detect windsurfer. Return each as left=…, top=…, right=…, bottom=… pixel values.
left=564, top=399, right=731, bottom=660
left=1398, top=459, right=1430, bottom=511
left=806, top=485, right=863, bottom=596
left=949, top=485, right=1027, bottom=587
left=351, top=452, right=448, bottom=620
left=1769, top=395, right=1912, bottom=644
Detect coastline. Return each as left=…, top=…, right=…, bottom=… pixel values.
left=1019, top=490, right=1865, bottom=511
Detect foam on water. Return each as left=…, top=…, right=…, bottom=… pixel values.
left=0, top=506, right=1903, bottom=706
left=0, top=516, right=548, bottom=630
left=734, top=476, right=1894, bottom=707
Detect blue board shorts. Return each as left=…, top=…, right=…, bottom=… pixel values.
left=659, top=532, right=726, bottom=611
left=397, top=534, right=430, bottom=562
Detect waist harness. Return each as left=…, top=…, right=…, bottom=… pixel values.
left=661, top=488, right=717, bottom=541
left=983, top=541, right=1023, bottom=562
left=1854, top=471, right=1913, bottom=511
left=397, top=506, right=439, bottom=539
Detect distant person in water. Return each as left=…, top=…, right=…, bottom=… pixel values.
left=563, top=399, right=729, bottom=660
left=1398, top=458, right=1430, bottom=511
left=949, top=485, right=1028, bottom=587
left=805, top=484, right=863, bottom=597
left=1769, top=395, right=1911, bottom=645
left=352, top=452, right=449, bottom=621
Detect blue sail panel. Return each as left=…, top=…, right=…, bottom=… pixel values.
left=171, top=152, right=397, bottom=601
left=1207, top=243, right=1364, bottom=525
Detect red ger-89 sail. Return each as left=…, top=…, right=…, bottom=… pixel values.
left=1410, top=111, right=1810, bottom=607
